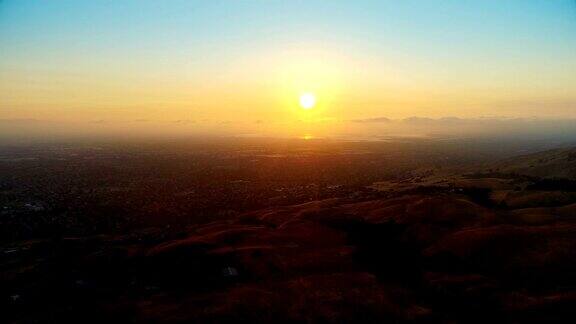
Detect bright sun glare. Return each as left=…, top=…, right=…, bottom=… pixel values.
left=299, top=92, right=316, bottom=110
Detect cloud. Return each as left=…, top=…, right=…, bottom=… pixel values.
left=402, top=117, right=435, bottom=124
left=351, top=117, right=391, bottom=123
left=172, top=119, right=196, bottom=124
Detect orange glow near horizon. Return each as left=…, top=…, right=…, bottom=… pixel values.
left=2, top=1, right=576, bottom=139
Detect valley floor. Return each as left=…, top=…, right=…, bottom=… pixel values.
left=4, top=173, right=576, bottom=323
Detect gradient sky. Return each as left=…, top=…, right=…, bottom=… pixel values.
left=1, top=0, right=575, bottom=136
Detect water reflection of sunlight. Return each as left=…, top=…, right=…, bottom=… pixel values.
left=301, top=134, right=314, bottom=140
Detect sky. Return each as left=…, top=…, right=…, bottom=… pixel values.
left=1, top=0, right=576, bottom=138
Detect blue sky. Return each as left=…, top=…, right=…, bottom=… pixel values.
left=3, top=1, right=574, bottom=61
left=1, top=0, right=575, bottom=130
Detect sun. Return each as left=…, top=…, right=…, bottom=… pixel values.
left=299, top=92, right=316, bottom=110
